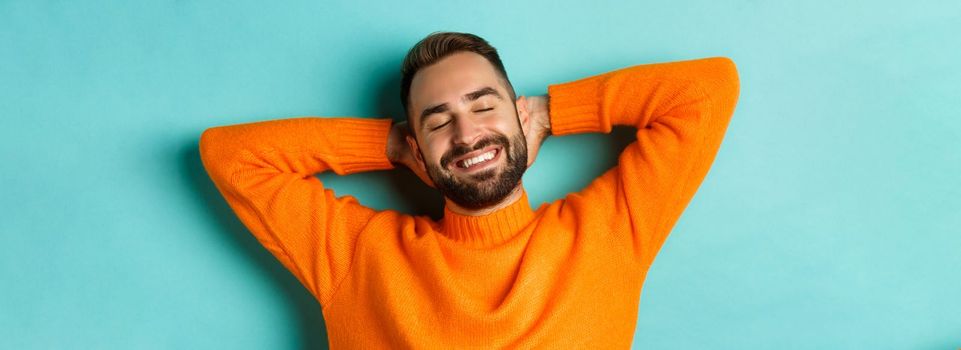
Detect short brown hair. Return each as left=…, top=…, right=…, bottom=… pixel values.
left=400, top=31, right=516, bottom=123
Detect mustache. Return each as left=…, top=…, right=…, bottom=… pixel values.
left=440, top=133, right=510, bottom=169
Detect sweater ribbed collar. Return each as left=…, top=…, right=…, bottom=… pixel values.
left=439, top=189, right=535, bottom=248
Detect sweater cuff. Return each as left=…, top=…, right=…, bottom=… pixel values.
left=547, top=75, right=610, bottom=136
left=331, top=118, right=396, bottom=174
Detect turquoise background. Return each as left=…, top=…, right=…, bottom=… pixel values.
left=2, top=0, right=959, bottom=348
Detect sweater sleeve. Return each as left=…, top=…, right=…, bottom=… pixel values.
left=198, top=116, right=395, bottom=307
left=547, top=57, right=740, bottom=268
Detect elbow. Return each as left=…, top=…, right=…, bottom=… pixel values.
left=198, top=127, right=219, bottom=164
left=703, top=56, right=741, bottom=108
left=708, top=56, right=739, bottom=91
left=712, top=56, right=737, bottom=74
left=198, top=127, right=231, bottom=177
left=198, top=126, right=247, bottom=187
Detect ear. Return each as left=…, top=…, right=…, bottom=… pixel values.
left=515, top=95, right=530, bottom=137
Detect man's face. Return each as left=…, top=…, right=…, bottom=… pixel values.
left=407, top=51, right=529, bottom=210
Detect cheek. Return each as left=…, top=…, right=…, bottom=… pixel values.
left=492, top=112, right=521, bottom=132
left=422, top=142, right=447, bottom=166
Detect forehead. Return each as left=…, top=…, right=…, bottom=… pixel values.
left=409, top=51, right=504, bottom=112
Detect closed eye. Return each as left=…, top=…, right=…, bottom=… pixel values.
left=430, top=120, right=452, bottom=131
left=475, top=107, right=494, bottom=113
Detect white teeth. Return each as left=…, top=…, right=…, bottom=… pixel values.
left=459, top=150, right=496, bottom=168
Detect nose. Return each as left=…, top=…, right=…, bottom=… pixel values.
left=452, top=116, right=482, bottom=147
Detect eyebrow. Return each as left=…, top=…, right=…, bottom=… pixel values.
left=418, top=86, right=503, bottom=128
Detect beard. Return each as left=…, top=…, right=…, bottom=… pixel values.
left=423, top=127, right=528, bottom=211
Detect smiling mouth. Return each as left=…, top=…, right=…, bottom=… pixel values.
left=452, top=147, right=501, bottom=172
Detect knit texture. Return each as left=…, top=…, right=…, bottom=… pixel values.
left=199, top=56, right=740, bottom=348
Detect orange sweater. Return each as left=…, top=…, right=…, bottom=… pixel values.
left=199, top=56, right=739, bottom=348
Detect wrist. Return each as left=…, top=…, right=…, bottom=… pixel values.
left=386, top=122, right=401, bottom=163
left=534, top=94, right=552, bottom=138
left=542, top=94, right=552, bottom=134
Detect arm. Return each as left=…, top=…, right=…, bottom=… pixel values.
left=198, top=116, right=394, bottom=307
left=545, top=57, right=740, bottom=267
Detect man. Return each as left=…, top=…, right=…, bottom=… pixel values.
left=200, top=31, right=739, bottom=348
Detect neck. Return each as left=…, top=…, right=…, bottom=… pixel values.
left=444, top=183, right=525, bottom=216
